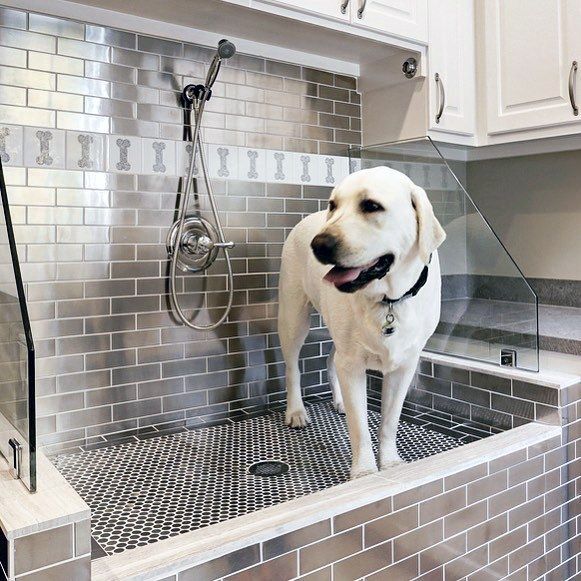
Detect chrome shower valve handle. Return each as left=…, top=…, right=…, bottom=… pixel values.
left=167, top=216, right=233, bottom=273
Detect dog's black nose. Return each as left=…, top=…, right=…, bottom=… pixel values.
left=311, top=233, right=338, bottom=264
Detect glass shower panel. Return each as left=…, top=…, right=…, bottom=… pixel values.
left=0, top=159, right=36, bottom=491
left=350, top=137, right=539, bottom=372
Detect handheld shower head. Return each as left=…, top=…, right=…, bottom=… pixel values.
left=205, top=39, right=237, bottom=89
left=217, top=39, right=236, bottom=59
left=181, top=39, right=237, bottom=107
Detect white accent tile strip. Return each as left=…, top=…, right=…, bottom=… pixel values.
left=1, top=125, right=465, bottom=191
left=0, top=125, right=356, bottom=187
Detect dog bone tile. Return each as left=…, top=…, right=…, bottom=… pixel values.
left=107, top=134, right=141, bottom=174
left=142, top=138, right=176, bottom=175
left=24, top=126, right=66, bottom=169
left=0, top=124, right=23, bottom=166
left=238, top=147, right=266, bottom=182
left=66, top=131, right=106, bottom=171
left=176, top=140, right=206, bottom=179
left=208, top=144, right=238, bottom=180
left=266, top=149, right=296, bottom=184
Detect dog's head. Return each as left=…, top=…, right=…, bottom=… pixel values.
left=311, top=166, right=446, bottom=293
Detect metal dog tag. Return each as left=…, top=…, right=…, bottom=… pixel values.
left=381, top=309, right=396, bottom=336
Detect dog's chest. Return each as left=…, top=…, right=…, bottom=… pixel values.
left=357, top=304, right=425, bottom=371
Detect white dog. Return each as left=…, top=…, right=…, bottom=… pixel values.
left=278, top=166, right=446, bottom=479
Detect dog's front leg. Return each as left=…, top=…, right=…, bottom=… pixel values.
left=378, top=358, right=418, bottom=470
left=335, top=359, right=377, bottom=479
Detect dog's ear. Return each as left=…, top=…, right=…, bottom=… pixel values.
left=411, top=185, right=446, bottom=264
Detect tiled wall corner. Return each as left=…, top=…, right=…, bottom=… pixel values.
left=2, top=519, right=91, bottom=581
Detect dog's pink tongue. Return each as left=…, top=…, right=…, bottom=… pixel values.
left=324, top=266, right=363, bottom=286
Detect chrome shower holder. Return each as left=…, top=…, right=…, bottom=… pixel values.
left=182, top=83, right=212, bottom=105
left=167, top=216, right=233, bottom=273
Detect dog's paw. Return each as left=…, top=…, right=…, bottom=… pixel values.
left=349, top=464, right=378, bottom=480
left=333, top=400, right=346, bottom=415
left=285, top=407, right=310, bottom=428
left=379, top=457, right=405, bottom=471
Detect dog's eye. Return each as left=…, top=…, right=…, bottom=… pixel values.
left=360, top=199, right=384, bottom=213
left=328, top=200, right=337, bottom=212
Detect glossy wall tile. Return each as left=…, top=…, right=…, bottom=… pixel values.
left=0, top=6, right=363, bottom=449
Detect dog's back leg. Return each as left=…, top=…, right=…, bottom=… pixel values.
left=327, top=347, right=345, bottom=414
left=278, top=278, right=311, bottom=428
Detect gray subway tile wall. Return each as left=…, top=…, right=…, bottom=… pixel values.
left=368, top=361, right=562, bottom=434
left=0, top=6, right=361, bottom=448
left=4, top=517, right=91, bottom=580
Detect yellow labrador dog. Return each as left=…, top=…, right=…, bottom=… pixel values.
left=278, top=166, right=446, bottom=479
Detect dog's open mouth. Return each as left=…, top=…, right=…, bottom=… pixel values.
left=324, top=253, right=395, bottom=293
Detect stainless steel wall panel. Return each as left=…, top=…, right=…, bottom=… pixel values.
left=0, top=45, right=26, bottom=67
left=86, top=384, right=137, bottom=407
left=57, top=74, right=110, bottom=97
left=29, top=52, right=83, bottom=76
left=0, top=7, right=26, bottom=30
left=29, top=13, right=84, bottom=40
left=0, top=85, right=25, bottom=106
left=85, top=61, right=136, bottom=84
left=84, top=96, right=135, bottom=118
left=28, top=89, right=83, bottom=112
left=0, top=65, right=55, bottom=90
left=85, top=25, right=136, bottom=50
left=0, top=28, right=56, bottom=52
left=57, top=333, right=110, bottom=356
left=0, top=10, right=360, bottom=443
left=110, top=117, right=157, bottom=138
left=58, top=37, right=110, bottom=62
left=111, top=82, right=158, bottom=105
left=159, top=56, right=204, bottom=78
left=137, top=35, right=182, bottom=57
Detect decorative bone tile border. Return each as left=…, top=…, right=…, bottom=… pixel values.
left=0, top=124, right=353, bottom=187
left=0, top=124, right=464, bottom=190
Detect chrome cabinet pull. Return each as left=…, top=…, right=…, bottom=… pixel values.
left=569, top=61, right=578, bottom=116
left=357, top=0, right=367, bottom=18
left=435, top=73, right=445, bottom=124
left=340, top=0, right=350, bottom=14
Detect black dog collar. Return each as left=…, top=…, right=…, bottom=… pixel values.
left=380, top=255, right=431, bottom=307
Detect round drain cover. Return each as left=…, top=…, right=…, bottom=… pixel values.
left=248, top=460, right=289, bottom=477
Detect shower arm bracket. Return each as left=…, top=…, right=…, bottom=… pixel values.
left=182, top=84, right=212, bottom=107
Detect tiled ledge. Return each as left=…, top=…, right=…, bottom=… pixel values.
left=91, top=421, right=560, bottom=581
left=0, top=451, right=88, bottom=540
left=420, top=351, right=580, bottom=390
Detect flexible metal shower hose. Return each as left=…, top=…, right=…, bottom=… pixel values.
left=169, top=92, right=234, bottom=330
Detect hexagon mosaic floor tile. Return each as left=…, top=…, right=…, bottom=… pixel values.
left=53, top=401, right=468, bottom=556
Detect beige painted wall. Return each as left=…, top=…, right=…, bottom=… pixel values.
left=467, top=151, right=581, bottom=280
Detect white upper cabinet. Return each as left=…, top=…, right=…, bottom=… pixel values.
left=485, top=0, right=581, bottom=137
left=257, top=0, right=349, bottom=20
left=427, top=0, right=476, bottom=140
left=353, top=0, right=428, bottom=43
left=254, top=0, right=429, bottom=43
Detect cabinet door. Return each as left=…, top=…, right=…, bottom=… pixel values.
left=353, top=0, right=428, bottom=42
left=428, top=0, right=476, bottom=136
left=257, top=0, right=349, bottom=20
left=485, top=0, right=581, bottom=135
